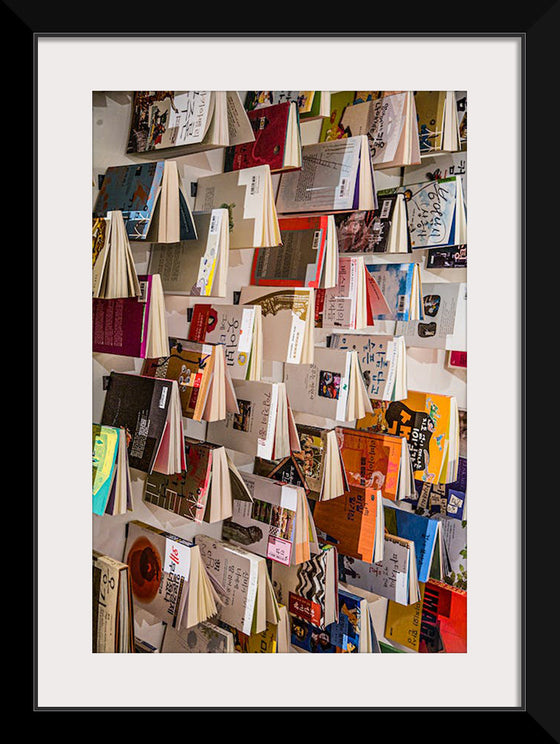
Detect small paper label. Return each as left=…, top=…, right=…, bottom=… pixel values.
left=159, top=386, right=168, bottom=409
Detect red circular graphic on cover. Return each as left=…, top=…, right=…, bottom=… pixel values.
left=126, top=536, right=162, bottom=602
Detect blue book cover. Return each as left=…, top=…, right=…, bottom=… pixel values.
left=93, top=161, right=165, bottom=240
left=384, top=504, right=439, bottom=584
left=364, top=262, right=417, bottom=321
left=290, top=587, right=367, bottom=653
left=411, top=455, right=467, bottom=519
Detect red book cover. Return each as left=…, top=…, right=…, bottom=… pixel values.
left=226, top=101, right=292, bottom=172
left=419, top=578, right=467, bottom=653
left=92, top=275, right=152, bottom=358
left=187, top=303, right=215, bottom=343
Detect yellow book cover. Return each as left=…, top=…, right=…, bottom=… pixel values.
left=385, top=582, right=426, bottom=652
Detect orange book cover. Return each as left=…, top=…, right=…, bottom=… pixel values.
left=312, top=486, right=378, bottom=563
left=335, top=426, right=403, bottom=501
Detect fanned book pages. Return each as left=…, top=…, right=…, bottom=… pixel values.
left=254, top=424, right=348, bottom=502
left=224, top=101, right=302, bottom=173
left=193, top=165, right=281, bottom=249
left=283, top=346, right=373, bottom=423
left=219, top=603, right=291, bottom=653
left=93, top=160, right=197, bottom=243
left=160, top=622, right=235, bottom=653
left=222, top=471, right=319, bottom=566
left=238, top=285, right=315, bottom=365
left=334, top=426, right=415, bottom=503
left=250, top=214, right=339, bottom=289
left=289, top=586, right=378, bottom=653
left=414, top=90, right=462, bottom=154
left=271, top=543, right=339, bottom=631
left=205, top=379, right=300, bottom=461
left=383, top=499, right=441, bottom=584
left=312, top=486, right=385, bottom=564
left=100, top=372, right=185, bottom=475
left=148, top=209, right=229, bottom=298
left=126, top=91, right=255, bottom=154
left=389, top=176, right=467, bottom=250
left=357, top=391, right=460, bottom=485
left=194, top=534, right=281, bottom=636
left=93, top=274, right=169, bottom=359
left=275, top=135, right=377, bottom=214
left=92, top=551, right=134, bottom=653
left=339, top=531, right=420, bottom=606
left=92, top=211, right=141, bottom=299
left=328, top=333, right=408, bottom=402
left=363, top=262, right=423, bottom=322
left=395, top=282, right=467, bottom=351
left=385, top=578, right=467, bottom=653
left=143, top=437, right=252, bottom=524
left=141, top=338, right=238, bottom=423
left=187, top=302, right=263, bottom=381
left=334, top=195, right=411, bottom=255
left=123, top=521, right=221, bottom=630
left=92, top=424, right=132, bottom=517
left=339, top=91, right=421, bottom=169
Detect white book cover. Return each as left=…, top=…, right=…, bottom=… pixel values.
left=395, top=282, right=465, bottom=349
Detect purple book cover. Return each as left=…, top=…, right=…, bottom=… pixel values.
left=92, top=275, right=152, bottom=358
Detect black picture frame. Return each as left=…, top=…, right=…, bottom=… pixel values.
left=19, top=2, right=553, bottom=734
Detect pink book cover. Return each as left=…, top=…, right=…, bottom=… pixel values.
left=92, top=275, right=152, bottom=358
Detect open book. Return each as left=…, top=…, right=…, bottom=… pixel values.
left=92, top=424, right=132, bottom=517
left=363, top=261, right=424, bottom=322
left=414, top=91, right=462, bottom=154
left=100, top=372, right=185, bottom=475
left=143, top=437, right=252, bottom=524
left=188, top=302, right=263, bottom=381
left=275, top=135, right=377, bottom=214
left=334, top=194, right=411, bottom=255
left=250, top=214, right=339, bottom=289
left=283, top=346, right=373, bottom=422
left=222, top=471, right=319, bottom=566
left=395, top=282, right=467, bottom=351
left=126, top=91, right=255, bottom=154
left=194, top=165, right=281, bottom=249
left=93, top=274, right=169, bottom=359
left=195, top=534, right=281, bottom=636
left=141, top=338, right=238, bottom=423
left=205, top=379, right=300, bottom=461
left=93, top=159, right=196, bottom=243
left=123, top=521, right=221, bottom=630
left=148, top=209, right=230, bottom=298
left=92, top=551, right=134, bottom=653
left=92, top=210, right=141, bottom=299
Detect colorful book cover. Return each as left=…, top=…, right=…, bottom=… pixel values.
left=141, top=338, right=214, bottom=421
left=363, top=262, right=420, bottom=321
left=435, top=515, right=467, bottom=590
left=312, top=486, right=380, bottom=563
left=93, top=161, right=165, bottom=240
left=143, top=438, right=214, bottom=522
left=335, top=426, right=403, bottom=502
left=224, top=101, right=294, bottom=172
left=92, top=275, right=152, bottom=357
left=100, top=372, right=172, bottom=474
left=357, top=391, right=457, bottom=485
left=289, top=587, right=366, bottom=653
left=412, top=455, right=467, bottom=518
left=92, top=424, right=119, bottom=516
left=335, top=195, right=408, bottom=254
left=414, top=91, right=446, bottom=153
left=319, top=91, right=355, bottom=141
left=398, top=178, right=461, bottom=249
left=384, top=503, right=440, bottom=583
left=426, top=244, right=467, bottom=269
left=250, top=215, right=329, bottom=288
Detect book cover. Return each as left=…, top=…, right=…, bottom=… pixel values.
left=414, top=91, right=446, bottom=153
left=398, top=177, right=463, bottom=249
left=335, top=426, right=403, bottom=502
left=289, top=587, right=367, bottom=653
left=416, top=578, right=467, bottom=653
left=224, top=101, right=294, bottom=172
left=93, top=161, right=165, bottom=240
left=221, top=473, right=300, bottom=566
left=384, top=503, right=440, bottom=584
left=161, top=622, right=234, bottom=653
left=312, top=486, right=380, bottom=563
left=426, top=244, right=467, bottom=269
left=143, top=438, right=214, bottom=522
left=141, top=338, right=214, bottom=421
left=92, top=424, right=120, bottom=516
left=92, top=275, right=152, bottom=357
left=100, top=372, right=172, bottom=473
left=188, top=303, right=257, bottom=379
left=411, top=455, right=467, bottom=519
left=363, top=262, right=420, bottom=321
left=335, top=195, right=408, bottom=254
left=251, top=215, right=329, bottom=288
left=358, top=391, right=458, bottom=485
left=124, top=521, right=193, bottom=628
left=395, top=282, right=464, bottom=349
left=319, top=91, right=356, bottom=141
